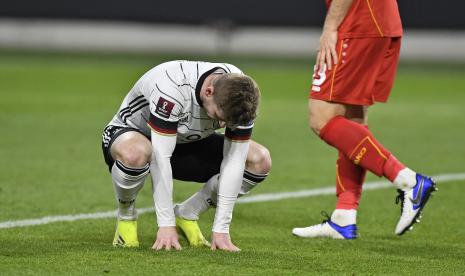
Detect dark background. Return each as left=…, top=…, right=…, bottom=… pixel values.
left=1, top=0, right=464, bottom=29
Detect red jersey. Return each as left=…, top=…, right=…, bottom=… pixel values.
left=326, top=0, right=403, bottom=38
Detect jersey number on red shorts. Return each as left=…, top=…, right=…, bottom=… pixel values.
left=312, top=64, right=327, bottom=92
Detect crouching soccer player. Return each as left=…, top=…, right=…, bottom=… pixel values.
left=292, top=0, right=436, bottom=239
left=101, top=60, right=271, bottom=251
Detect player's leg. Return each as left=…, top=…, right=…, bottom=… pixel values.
left=172, top=135, right=271, bottom=246
left=332, top=106, right=367, bottom=230
left=309, top=99, right=436, bottom=234
left=110, top=130, right=151, bottom=220
left=102, top=126, right=151, bottom=247
left=308, top=99, right=407, bottom=186
left=372, top=37, right=437, bottom=235
left=240, top=140, right=272, bottom=196
left=174, top=138, right=271, bottom=219
left=293, top=105, right=366, bottom=239
left=313, top=104, right=435, bottom=235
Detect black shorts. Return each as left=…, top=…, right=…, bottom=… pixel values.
left=101, top=125, right=224, bottom=183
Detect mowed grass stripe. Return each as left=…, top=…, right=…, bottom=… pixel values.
left=1, top=172, right=463, bottom=230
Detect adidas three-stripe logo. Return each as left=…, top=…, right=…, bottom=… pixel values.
left=115, top=235, right=126, bottom=246
left=119, top=95, right=149, bottom=122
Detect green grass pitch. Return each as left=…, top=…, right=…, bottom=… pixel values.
left=0, top=50, right=464, bottom=275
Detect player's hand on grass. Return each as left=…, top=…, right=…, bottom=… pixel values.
left=152, top=226, right=182, bottom=251
left=317, top=29, right=338, bottom=72
left=211, top=232, right=240, bottom=252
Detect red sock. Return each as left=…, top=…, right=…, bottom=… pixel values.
left=320, top=116, right=405, bottom=182
left=336, top=151, right=366, bottom=209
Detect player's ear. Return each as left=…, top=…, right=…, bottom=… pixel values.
left=205, top=85, right=215, bottom=97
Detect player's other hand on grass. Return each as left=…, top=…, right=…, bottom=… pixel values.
left=152, top=226, right=182, bottom=251
left=211, top=232, right=240, bottom=252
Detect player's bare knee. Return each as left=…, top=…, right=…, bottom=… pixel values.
left=117, top=144, right=151, bottom=168
left=309, top=99, right=347, bottom=136
left=309, top=113, right=325, bottom=136
left=246, top=144, right=272, bottom=175
left=258, top=147, right=272, bottom=174
left=240, top=144, right=270, bottom=197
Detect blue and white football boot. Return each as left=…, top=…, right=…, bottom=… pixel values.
left=292, top=212, right=358, bottom=240
left=395, top=173, right=437, bottom=235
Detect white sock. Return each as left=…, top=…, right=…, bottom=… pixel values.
left=331, top=209, right=357, bottom=226
left=393, top=168, right=417, bottom=191
left=239, top=170, right=268, bottom=196
left=111, top=160, right=149, bottom=221
left=175, top=170, right=269, bottom=220
left=175, top=174, right=220, bottom=220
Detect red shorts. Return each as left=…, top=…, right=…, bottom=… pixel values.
left=310, top=37, right=401, bottom=106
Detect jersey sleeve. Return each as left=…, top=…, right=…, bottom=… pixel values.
left=150, top=129, right=177, bottom=227
left=212, top=123, right=253, bottom=233
left=224, top=123, right=254, bottom=142
left=147, top=84, right=184, bottom=135
left=146, top=83, right=183, bottom=226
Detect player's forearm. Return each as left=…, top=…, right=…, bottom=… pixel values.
left=150, top=131, right=177, bottom=227
left=213, top=167, right=244, bottom=233
left=323, top=0, right=353, bottom=31
left=212, top=140, right=250, bottom=233
left=151, top=159, right=176, bottom=227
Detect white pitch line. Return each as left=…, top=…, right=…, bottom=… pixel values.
left=236, top=173, right=465, bottom=203
left=1, top=173, right=464, bottom=230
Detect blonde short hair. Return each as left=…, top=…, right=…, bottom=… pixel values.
left=213, top=73, right=260, bottom=126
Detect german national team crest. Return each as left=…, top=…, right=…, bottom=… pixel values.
left=155, top=97, right=175, bottom=119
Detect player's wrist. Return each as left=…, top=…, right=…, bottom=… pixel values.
left=322, top=16, right=339, bottom=30
left=212, top=226, right=230, bottom=234
left=322, top=25, right=338, bottom=34
left=157, top=221, right=176, bottom=228
left=323, top=25, right=337, bottom=31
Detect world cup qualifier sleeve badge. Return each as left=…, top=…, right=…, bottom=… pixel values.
left=155, top=97, right=175, bottom=119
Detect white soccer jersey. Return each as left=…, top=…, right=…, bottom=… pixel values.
left=108, top=60, right=254, bottom=233
left=108, top=60, right=250, bottom=143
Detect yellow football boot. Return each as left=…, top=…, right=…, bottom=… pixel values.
left=113, top=220, right=139, bottom=248
left=176, top=217, right=210, bottom=247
